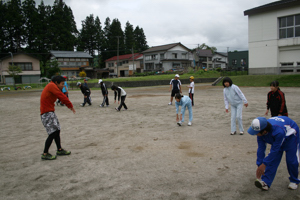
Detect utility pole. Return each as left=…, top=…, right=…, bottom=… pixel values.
left=132, top=47, right=134, bottom=73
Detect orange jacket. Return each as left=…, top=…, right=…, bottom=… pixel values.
left=40, top=81, right=73, bottom=115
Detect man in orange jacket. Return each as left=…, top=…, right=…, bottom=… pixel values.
left=40, top=76, right=76, bottom=160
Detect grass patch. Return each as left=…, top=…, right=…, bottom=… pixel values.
left=216, top=74, right=300, bottom=87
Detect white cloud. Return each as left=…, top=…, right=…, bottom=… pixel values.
left=36, top=0, right=275, bottom=52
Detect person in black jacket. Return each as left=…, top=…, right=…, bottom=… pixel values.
left=111, top=85, right=127, bottom=111
left=265, top=81, right=288, bottom=117
left=77, top=82, right=92, bottom=107
left=98, top=79, right=109, bottom=107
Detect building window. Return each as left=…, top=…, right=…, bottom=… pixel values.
left=241, top=59, right=246, bottom=66
left=10, top=62, right=33, bottom=71
left=279, top=14, right=300, bottom=39
left=232, top=59, right=237, bottom=65
left=281, top=62, right=294, bottom=66
left=172, top=53, right=177, bottom=59
left=182, top=53, right=187, bottom=59
left=160, top=53, right=164, bottom=59
left=145, top=54, right=157, bottom=61
left=145, top=63, right=154, bottom=70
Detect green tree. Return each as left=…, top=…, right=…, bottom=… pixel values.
left=45, top=59, right=60, bottom=78
left=0, top=1, right=8, bottom=53
left=6, top=0, right=25, bottom=52
left=22, top=0, right=39, bottom=52
left=107, top=18, right=125, bottom=60
left=48, top=0, right=77, bottom=51
left=78, top=14, right=96, bottom=56
left=95, top=16, right=104, bottom=68
left=101, top=17, right=111, bottom=68
left=124, top=21, right=135, bottom=54
left=7, top=65, right=22, bottom=87
left=134, top=26, right=148, bottom=52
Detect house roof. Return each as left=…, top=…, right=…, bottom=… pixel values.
left=244, top=0, right=300, bottom=16
left=214, top=52, right=228, bottom=57
left=0, top=52, right=41, bottom=61
left=196, top=49, right=213, bottom=57
left=105, top=53, right=143, bottom=62
left=142, top=43, right=190, bottom=53
left=50, top=50, right=93, bottom=58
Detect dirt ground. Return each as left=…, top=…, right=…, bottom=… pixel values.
left=0, top=83, right=300, bottom=200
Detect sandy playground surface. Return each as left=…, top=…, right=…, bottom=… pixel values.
left=0, top=83, right=300, bottom=200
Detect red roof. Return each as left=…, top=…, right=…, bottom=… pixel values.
left=105, top=53, right=143, bottom=62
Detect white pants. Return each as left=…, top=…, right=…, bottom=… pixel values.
left=231, top=103, right=244, bottom=133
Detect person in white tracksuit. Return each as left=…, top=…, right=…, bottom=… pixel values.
left=222, top=77, right=248, bottom=135
left=175, top=93, right=193, bottom=126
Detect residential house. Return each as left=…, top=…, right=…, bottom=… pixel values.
left=227, top=51, right=248, bottom=71
left=191, top=49, right=213, bottom=70
left=105, top=53, right=143, bottom=77
left=0, top=53, right=41, bottom=85
left=244, top=0, right=300, bottom=75
left=212, top=52, right=228, bottom=69
left=142, top=43, right=191, bottom=72
left=50, top=50, right=93, bottom=78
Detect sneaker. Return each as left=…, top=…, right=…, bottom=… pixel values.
left=168, top=102, right=172, bottom=105
left=255, top=179, right=269, bottom=191
left=188, top=122, right=192, bottom=126
left=177, top=121, right=182, bottom=126
left=106, top=105, right=109, bottom=107
left=123, top=108, right=128, bottom=111
left=115, top=107, right=120, bottom=111
left=230, top=131, right=236, bottom=135
left=56, top=149, right=71, bottom=156
left=80, top=104, right=84, bottom=107
left=240, top=132, right=244, bottom=135
left=99, top=105, right=104, bottom=107
left=88, top=103, right=92, bottom=106
left=288, top=182, right=298, bottom=190
left=41, top=153, right=56, bottom=160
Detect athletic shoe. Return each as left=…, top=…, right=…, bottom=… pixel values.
left=88, top=103, right=92, bottom=106
left=177, top=121, right=182, bottom=126
left=99, top=105, right=104, bottom=107
left=168, top=102, right=172, bottom=105
left=41, top=153, right=56, bottom=160
left=230, top=131, right=236, bottom=135
left=240, top=132, right=244, bottom=135
left=106, top=105, right=109, bottom=107
left=123, top=108, right=128, bottom=111
left=115, top=107, right=120, bottom=111
left=188, top=122, right=192, bottom=126
left=80, top=104, right=84, bottom=107
left=56, top=149, right=71, bottom=156
left=255, top=179, right=269, bottom=191
left=288, top=182, right=298, bottom=190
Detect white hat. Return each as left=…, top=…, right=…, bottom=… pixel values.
left=175, top=74, right=180, bottom=78
left=98, top=79, right=103, bottom=84
left=76, top=82, right=81, bottom=86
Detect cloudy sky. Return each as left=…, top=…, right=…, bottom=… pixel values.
left=37, top=0, right=275, bottom=52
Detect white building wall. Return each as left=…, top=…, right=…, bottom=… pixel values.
left=248, top=5, right=300, bottom=74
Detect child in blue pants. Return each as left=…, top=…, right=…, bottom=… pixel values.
left=175, top=93, right=193, bottom=126
left=248, top=116, right=300, bottom=191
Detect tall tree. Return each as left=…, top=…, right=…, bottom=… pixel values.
left=94, top=16, right=104, bottom=68
left=78, top=14, right=96, bottom=56
left=48, top=0, right=77, bottom=51
left=124, top=21, right=135, bottom=54
left=0, top=1, right=8, bottom=53
left=6, top=0, right=25, bottom=52
left=107, top=18, right=124, bottom=61
left=134, top=26, right=148, bottom=52
left=22, top=0, right=39, bottom=52
left=101, top=17, right=111, bottom=67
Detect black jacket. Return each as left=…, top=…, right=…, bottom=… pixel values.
left=100, top=83, right=108, bottom=95
left=80, top=85, right=90, bottom=96
left=267, top=89, right=288, bottom=116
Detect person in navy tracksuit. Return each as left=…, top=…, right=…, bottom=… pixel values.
left=248, top=116, right=300, bottom=191
left=168, top=74, right=182, bottom=105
